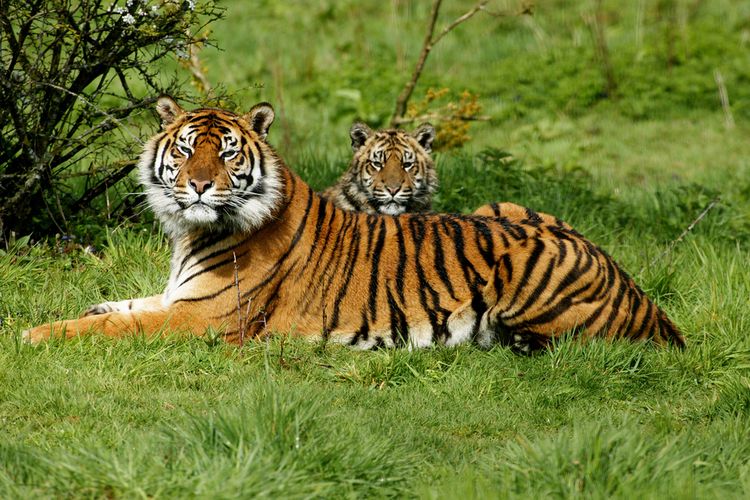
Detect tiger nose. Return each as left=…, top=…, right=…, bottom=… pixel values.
left=189, top=179, right=214, bottom=195
left=386, top=186, right=400, bottom=196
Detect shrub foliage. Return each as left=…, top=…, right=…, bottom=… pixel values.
left=0, top=0, right=221, bottom=244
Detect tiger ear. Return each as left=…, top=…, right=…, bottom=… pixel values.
left=156, top=96, right=184, bottom=128
left=244, top=102, right=275, bottom=141
left=412, top=123, right=436, bottom=154
left=349, top=122, right=372, bottom=152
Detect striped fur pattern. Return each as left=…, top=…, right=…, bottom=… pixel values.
left=23, top=99, right=685, bottom=352
left=473, top=201, right=574, bottom=231
left=321, top=122, right=437, bottom=215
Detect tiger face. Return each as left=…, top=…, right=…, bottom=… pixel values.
left=322, top=122, right=437, bottom=215
left=140, top=96, right=282, bottom=235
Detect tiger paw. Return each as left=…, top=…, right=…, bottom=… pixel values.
left=22, top=325, right=51, bottom=344
left=82, top=303, right=114, bottom=317
left=82, top=299, right=133, bottom=317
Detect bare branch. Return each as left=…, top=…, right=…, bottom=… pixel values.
left=391, top=0, right=444, bottom=125
left=392, top=113, right=491, bottom=126
left=32, top=81, right=145, bottom=146
left=70, top=160, right=137, bottom=212
left=391, top=0, right=525, bottom=126
left=233, top=251, right=243, bottom=347
left=431, top=1, right=489, bottom=47
left=642, top=197, right=720, bottom=273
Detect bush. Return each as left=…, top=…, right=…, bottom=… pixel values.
left=0, top=0, right=222, bottom=245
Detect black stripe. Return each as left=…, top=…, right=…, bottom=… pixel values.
left=499, top=218, right=527, bottom=240
left=431, top=221, right=458, bottom=301
left=602, top=268, right=628, bottom=332
left=542, top=239, right=592, bottom=306
left=297, top=195, right=329, bottom=275
left=177, top=283, right=236, bottom=306
left=241, top=184, right=313, bottom=299
left=319, top=210, right=356, bottom=297
left=386, top=284, right=409, bottom=347
left=350, top=310, right=371, bottom=346
left=177, top=248, right=250, bottom=288
left=505, top=249, right=557, bottom=320
left=524, top=207, right=543, bottom=226
left=393, top=218, right=407, bottom=304
left=182, top=233, right=247, bottom=276
left=329, top=215, right=363, bottom=329
left=367, top=218, right=388, bottom=322
left=409, top=218, right=449, bottom=341
left=443, top=218, right=484, bottom=295
left=506, top=238, right=545, bottom=308
left=470, top=218, right=496, bottom=268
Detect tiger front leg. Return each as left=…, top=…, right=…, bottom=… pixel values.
left=82, top=295, right=165, bottom=317
left=22, top=306, right=195, bottom=344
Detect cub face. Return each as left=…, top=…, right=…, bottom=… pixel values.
left=350, top=122, right=437, bottom=215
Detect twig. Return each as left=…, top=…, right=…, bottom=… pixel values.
left=70, top=160, right=137, bottom=212
left=242, top=297, right=251, bottom=346
left=392, top=113, right=491, bottom=126
left=189, top=47, right=212, bottom=94
left=233, top=251, right=243, bottom=347
left=34, top=82, right=146, bottom=145
left=643, top=196, right=720, bottom=273
left=321, top=303, right=330, bottom=343
left=391, top=0, right=489, bottom=126
left=714, top=69, right=735, bottom=129
left=431, top=1, right=489, bottom=46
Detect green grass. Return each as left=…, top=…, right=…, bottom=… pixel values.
left=3, top=0, right=750, bottom=497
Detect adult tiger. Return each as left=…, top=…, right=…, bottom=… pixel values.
left=23, top=98, right=685, bottom=352
left=321, top=122, right=437, bottom=215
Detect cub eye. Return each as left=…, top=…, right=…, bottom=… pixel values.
left=370, top=160, right=383, bottom=170
left=176, top=144, right=192, bottom=157
left=221, top=150, right=238, bottom=161
left=403, top=161, right=414, bottom=171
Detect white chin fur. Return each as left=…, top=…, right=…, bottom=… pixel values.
left=379, top=203, right=405, bottom=216
left=183, top=204, right=219, bottom=224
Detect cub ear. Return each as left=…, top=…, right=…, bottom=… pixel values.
left=244, top=102, right=275, bottom=140
left=349, top=122, right=373, bottom=152
left=412, top=123, right=436, bottom=153
left=156, top=96, right=184, bottom=128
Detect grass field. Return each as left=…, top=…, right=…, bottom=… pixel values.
left=2, top=0, right=750, bottom=497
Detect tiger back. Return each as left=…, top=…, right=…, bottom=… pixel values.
left=321, top=122, right=437, bottom=215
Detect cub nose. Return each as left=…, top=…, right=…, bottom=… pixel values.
left=189, top=179, right=214, bottom=195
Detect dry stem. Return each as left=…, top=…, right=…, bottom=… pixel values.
left=642, top=196, right=720, bottom=273
left=714, top=69, right=735, bottom=129
left=232, top=251, right=243, bottom=347
left=391, top=0, right=491, bottom=126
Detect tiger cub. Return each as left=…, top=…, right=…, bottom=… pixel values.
left=321, top=122, right=437, bottom=215
left=23, top=98, right=685, bottom=353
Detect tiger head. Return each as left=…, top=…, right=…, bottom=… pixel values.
left=139, top=97, right=283, bottom=235
left=348, top=122, right=437, bottom=215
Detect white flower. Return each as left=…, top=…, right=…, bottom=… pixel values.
left=123, top=13, right=136, bottom=24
